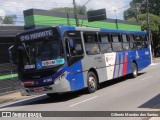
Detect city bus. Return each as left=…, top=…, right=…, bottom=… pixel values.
left=9, top=26, right=151, bottom=96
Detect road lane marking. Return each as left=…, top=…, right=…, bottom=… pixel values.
left=69, top=96, right=98, bottom=107
left=141, top=76, right=152, bottom=81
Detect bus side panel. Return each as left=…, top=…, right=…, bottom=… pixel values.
left=126, top=48, right=151, bottom=74
left=104, top=53, right=116, bottom=80
left=113, top=52, right=128, bottom=78
left=136, top=49, right=151, bottom=71
left=81, top=54, right=107, bottom=86
left=66, top=61, right=85, bottom=91
left=125, top=51, right=133, bottom=75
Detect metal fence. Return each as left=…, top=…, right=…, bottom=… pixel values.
left=0, top=63, right=20, bottom=94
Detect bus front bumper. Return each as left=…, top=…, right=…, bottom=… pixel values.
left=20, top=78, right=71, bottom=96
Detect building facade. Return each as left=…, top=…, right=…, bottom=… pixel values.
left=0, top=25, right=24, bottom=63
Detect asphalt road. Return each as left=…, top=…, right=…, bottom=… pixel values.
left=0, top=63, right=160, bottom=120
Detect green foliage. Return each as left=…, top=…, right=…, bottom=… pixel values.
left=77, top=5, right=87, bottom=15
left=148, top=0, right=160, bottom=16
left=127, top=14, right=160, bottom=32
left=124, top=8, right=136, bottom=20
left=124, top=0, right=160, bottom=55
left=124, top=0, right=144, bottom=20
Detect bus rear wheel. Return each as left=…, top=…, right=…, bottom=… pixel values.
left=87, top=71, right=98, bottom=93
left=131, top=62, right=138, bottom=78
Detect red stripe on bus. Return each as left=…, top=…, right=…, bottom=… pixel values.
left=123, top=53, right=128, bottom=75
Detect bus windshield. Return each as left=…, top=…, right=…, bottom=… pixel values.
left=18, top=38, right=65, bottom=71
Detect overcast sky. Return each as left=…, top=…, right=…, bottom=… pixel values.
left=0, top=0, right=132, bottom=25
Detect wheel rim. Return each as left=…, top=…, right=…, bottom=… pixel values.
left=88, top=76, right=96, bottom=91
left=133, top=65, right=137, bottom=76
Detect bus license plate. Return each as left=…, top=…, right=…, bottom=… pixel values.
left=34, top=87, right=44, bottom=92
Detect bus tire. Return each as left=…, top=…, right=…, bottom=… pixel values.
left=87, top=71, right=98, bottom=93
left=131, top=62, right=138, bottom=78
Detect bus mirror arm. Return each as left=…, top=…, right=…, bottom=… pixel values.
left=8, top=45, right=17, bottom=64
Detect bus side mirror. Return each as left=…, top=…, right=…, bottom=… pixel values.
left=8, top=45, right=17, bottom=64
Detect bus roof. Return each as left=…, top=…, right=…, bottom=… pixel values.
left=75, top=26, right=147, bottom=35
left=17, top=25, right=147, bottom=36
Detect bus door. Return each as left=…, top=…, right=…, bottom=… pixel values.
left=64, top=31, right=85, bottom=91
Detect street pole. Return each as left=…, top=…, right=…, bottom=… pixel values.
left=67, top=13, right=70, bottom=26
left=73, top=0, right=79, bottom=26
left=146, top=0, right=149, bottom=32
left=146, top=0, right=154, bottom=65
left=114, top=10, right=118, bottom=29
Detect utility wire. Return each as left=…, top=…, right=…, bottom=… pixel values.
left=82, top=0, right=92, bottom=7
left=106, top=5, right=130, bottom=13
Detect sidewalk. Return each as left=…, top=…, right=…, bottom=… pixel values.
left=149, top=118, right=159, bottom=120
left=0, top=91, right=31, bottom=104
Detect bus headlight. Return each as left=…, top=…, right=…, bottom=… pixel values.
left=54, top=72, right=67, bottom=84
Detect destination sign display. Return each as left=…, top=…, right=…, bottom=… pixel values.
left=20, top=30, right=53, bottom=41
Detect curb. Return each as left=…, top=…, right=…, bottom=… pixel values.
left=0, top=90, right=19, bottom=96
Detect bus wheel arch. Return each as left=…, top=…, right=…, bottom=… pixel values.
left=86, top=68, right=100, bottom=93
left=131, top=61, right=138, bottom=78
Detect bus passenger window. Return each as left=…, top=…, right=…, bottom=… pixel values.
left=134, top=35, right=143, bottom=49
left=140, top=35, right=148, bottom=49
left=112, top=34, right=122, bottom=52
left=99, top=34, right=112, bottom=53
left=83, top=33, right=100, bottom=55
left=128, top=34, right=135, bottom=50
left=122, top=34, right=130, bottom=51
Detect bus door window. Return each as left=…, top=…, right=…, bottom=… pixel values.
left=68, top=38, right=83, bottom=56
left=122, top=34, right=130, bottom=51
left=111, top=34, right=122, bottom=52
left=99, top=33, right=112, bottom=53
left=65, top=31, right=84, bottom=66
left=83, top=32, right=100, bottom=55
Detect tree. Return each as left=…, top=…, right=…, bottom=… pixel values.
left=124, top=0, right=160, bottom=56
left=148, top=0, right=160, bottom=16
left=124, top=0, right=160, bottom=20
left=126, top=14, right=160, bottom=32
left=77, top=5, right=87, bottom=15
left=50, top=5, right=87, bottom=15
left=0, top=17, right=3, bottom=24
left=124, top=8, right=137, bottom=20
left=2, top=15, right=17, bottom=24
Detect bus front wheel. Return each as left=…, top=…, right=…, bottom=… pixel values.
left=131, top=62, right=138, bottom=78
left=87, top=71, right=98, bottom=93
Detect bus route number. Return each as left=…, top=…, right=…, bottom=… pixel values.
left=43, top=78, right=52, bottom=83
